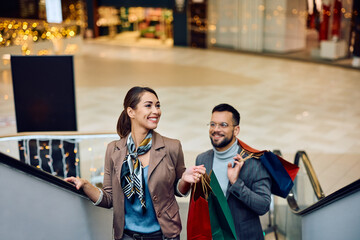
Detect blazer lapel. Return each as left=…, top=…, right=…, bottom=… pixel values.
left=205, top=150, right=214, bottom=175
left=148, top=131, right=166, bottom=179
left=226, top=142, right=242, bottom=198
left=112, top=137, right=127, bottom=184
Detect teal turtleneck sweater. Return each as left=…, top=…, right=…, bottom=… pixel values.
left=213, top=141, right=239, bottom=196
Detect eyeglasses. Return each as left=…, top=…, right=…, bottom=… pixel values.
left=207, top=122, right=235, bottom=129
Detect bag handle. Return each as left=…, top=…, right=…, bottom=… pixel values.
left=200, top=174, right=212, bottom=199
left=192, top=173, right=212, bottom=200
left=238, top=149, right=254, bottom=162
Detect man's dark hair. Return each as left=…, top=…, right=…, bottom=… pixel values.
left=212, top=103, right=240, bottom=125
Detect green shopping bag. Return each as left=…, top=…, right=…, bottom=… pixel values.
left=208, top=171, right=237, bottom=240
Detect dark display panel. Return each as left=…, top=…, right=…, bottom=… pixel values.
left=11, top=55, right=77, bottom=132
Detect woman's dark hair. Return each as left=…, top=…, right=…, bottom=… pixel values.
left=117, top=86, right=158, bottom=138
left=212, top=103, right=240, bottom=125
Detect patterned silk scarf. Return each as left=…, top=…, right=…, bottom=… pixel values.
left=120, top=131, right=152, bottom=212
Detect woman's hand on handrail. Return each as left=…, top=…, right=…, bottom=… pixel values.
left=65, top=176, right=101, bottom=203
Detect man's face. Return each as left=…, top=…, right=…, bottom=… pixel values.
left=209, top=111, right=239, bottom=151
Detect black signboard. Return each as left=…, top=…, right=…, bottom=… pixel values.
left=11, top=55, right=77, bottom=132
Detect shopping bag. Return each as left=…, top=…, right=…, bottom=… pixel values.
left=187, top=172, right=237, bottom=240
left=187, top=174, right=212, bottom=240
left=260, top=151, right=299, bottom=198
left=238, top=139, right=299, bottom=198
left=208, top=171, right=236, bottom=240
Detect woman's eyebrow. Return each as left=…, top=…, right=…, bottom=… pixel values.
left=142, top=100, right=160, bottom=105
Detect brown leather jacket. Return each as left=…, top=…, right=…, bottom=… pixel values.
left=97, top=131, right=186, bottom=239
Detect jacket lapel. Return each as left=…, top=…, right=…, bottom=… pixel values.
left=148, top=131, right=166, bottom=180
left=112, top=136, right=127, bottom=184
left=206, top=150, right=214, bottom=175
left=225, top=145, right=242, bottom=198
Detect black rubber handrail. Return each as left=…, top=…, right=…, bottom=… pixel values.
left=0, top=151, right=87, bottom=198
left=296, top=178, right=360, bottom=216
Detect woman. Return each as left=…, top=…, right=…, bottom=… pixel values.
left=65, top=86, right=205, bottom=240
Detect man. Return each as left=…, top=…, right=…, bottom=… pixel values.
left=196, top=103, right=271, bottom=240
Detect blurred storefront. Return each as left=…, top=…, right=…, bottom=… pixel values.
left=0, top=0, right=85, bottom=69
left=1, top=0, right=359, bottom=68
left=85, top=0, right=188, bottom=46
left=95, top=6, right=174, bottom=46
left=205, top=0, right=360, bottom=68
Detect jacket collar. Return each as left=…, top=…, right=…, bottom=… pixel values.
left=111, top=131, right=166, bottom=183
left=114, top=130, right=164, bottom=150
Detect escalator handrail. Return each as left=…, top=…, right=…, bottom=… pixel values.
left=286, top=150, right=325, bottom=215
left=290, top=178, right=360, bottom=216
left=273, top=149, right=324, bottom=201
left=0, top=151, right=87, bottom=198
left=294, top=151, right=325, bottom=200
left=285, top=150, right=360, bottom=216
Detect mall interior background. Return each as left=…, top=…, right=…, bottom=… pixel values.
left=0, top=0, right=360, bottom=239
left=0, top=0, right=359, bottom=66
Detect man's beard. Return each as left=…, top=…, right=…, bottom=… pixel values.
left=210, top=132, right=234, bottom=149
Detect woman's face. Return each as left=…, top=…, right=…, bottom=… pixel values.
left=128, top=91, right=161, bottom=131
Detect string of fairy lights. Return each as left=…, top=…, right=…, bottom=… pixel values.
left=2, top=134, right=117, bottom=181
left=0, top=2, right=86, bottom=54
left=20, top=138, right=81, bottom=178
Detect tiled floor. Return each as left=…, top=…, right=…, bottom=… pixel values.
left=1, top=40, right=360, bottom=197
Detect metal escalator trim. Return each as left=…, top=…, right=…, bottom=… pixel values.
left=295, top=151, right=325, bottom=200
left=286, top=190, right=300, bottom=212
left=274, top=150, right=325, bottom=214
left=287, top=150, right=325, bottom=214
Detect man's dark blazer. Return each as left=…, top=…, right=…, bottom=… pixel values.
left=195, top=139, right=272, bottom=240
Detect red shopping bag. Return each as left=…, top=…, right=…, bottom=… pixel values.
left=187, top=175, right=212, bottom=240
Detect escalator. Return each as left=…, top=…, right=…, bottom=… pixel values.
left=270, top=151, right=360, bottom=240
left=0, top=151, right=113, bottom=240
left=1, top=132, right=359, bottom=240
